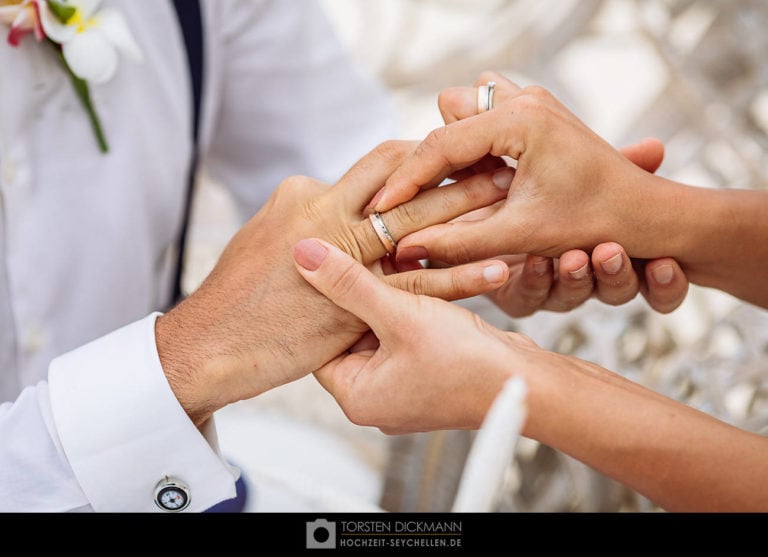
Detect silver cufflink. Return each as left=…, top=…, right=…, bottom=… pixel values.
left=153, top=476, right=191, bottom=512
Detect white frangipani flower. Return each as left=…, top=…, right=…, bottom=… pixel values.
left=40, top=0, right=142, bottom=84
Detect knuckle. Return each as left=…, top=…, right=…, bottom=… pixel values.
left=646, top=284, right=682, bottom=311
left=442, top=235, right=473, bottom=264
left=271, top=175, right=322, bottom=216
left=598, top=285, right=638, bottom=306
left=515, top=332, right=540, bottom=349
left=548, top=285, right=592, bottom=312
left=420, top=126, right=451, bottom=154
left=348, top=220, right=385, bottom=263
left=372, top=140, right=411, bottom=164
left=512, top=89, right=551, bottom=118
left=278, top=174, right=314, bottom=196
left=405, top=272, right=430, bottom=296
left=301, top=195, right=326, bottom=223
left=344, top=404, right=368, bottom=427
left=450, top=266, right=488, bottom=299
left=387, top=202, right=418, bottom=234
left=328, top=261, right=365, bottom=299
left=345, top=402, right=388, bottom=430
left=522, top=84, right=552, bottom=99
left=518, top=287, right=550, bottom=310
left=455, top=176, right=492, bottom=208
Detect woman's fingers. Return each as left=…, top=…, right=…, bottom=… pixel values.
left=293, top=239, right=402, bottom=334
left=591, top=243, right=641, bottom=307
left=293, top=239, right=509, bottom=331
left=545, top=250, right=596, bottom=311
left=385, top=258, right=508, bottom=302
left=497, top=251, right=596, bottom=315
left=373, top=83, right=531, bottom=212
left=640, top=258, right=689, bottom=313
left=438, top=71, right=523, bottom=123
left=353, top=167, right=513, bottom=264
left=447, top=154, right=508, bottom=182
left=372, top=114, right=519, bottom=212
left=487, top=255, right=555, bottom=317
left=618, top=138, right=665, bottom=174
left=438, top=86, right=478, bottom=125
left=395, top=211, right=512, bottom=266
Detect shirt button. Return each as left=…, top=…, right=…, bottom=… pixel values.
left=1, top=159, right=17, bottom=185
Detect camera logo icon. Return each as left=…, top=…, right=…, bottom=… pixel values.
left=306, top=519, right=336, bottom=549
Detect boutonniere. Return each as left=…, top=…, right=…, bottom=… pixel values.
left=0, top=0, right=142, bottom=153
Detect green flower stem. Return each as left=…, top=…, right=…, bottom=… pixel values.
left=49, top=40, right=109, bottom=153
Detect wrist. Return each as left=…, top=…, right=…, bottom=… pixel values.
left=155, top=309, right=224, bottom=427
left=602, top=171, right=688, bottom=259
left=672, top=188, right=768, bottom=302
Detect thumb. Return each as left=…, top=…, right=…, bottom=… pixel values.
left=619, top=137, right=665, bottom=174
left=293, top=238, right=404, bottom=333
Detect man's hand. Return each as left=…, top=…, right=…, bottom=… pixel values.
left=155, top=141, right=513, bottom=425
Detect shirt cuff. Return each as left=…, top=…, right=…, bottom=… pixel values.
left=48, top=312, right=237, bottom=511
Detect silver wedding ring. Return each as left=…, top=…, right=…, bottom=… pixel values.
left=369, top=212, right=397, bottom=255
left=477, top=80, right=496, bottom=114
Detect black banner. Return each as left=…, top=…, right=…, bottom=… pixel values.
left=8, top=511, right=760, bottom=552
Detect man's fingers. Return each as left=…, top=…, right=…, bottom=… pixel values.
left=333, top=140, right=419, bottom=211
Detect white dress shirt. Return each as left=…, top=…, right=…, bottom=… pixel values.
left=0, top=0, right=393, bottom=511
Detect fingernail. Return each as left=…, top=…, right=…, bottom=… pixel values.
left=651, top=264, right=674, bottom=285
left=569, top=262, right=590, bottom=280
left=294, top=239, right=328, bottom=271
left=600, top=252, right=623, bottom=275
left=365, top=189, right=385, bottom=214
left=492, top=167, right=514, bottom=190
left=532, top=256, right=549, bottom=276
left=483, top=263, right=506, bottom=283
left=396, top=245, right=429, bottom=263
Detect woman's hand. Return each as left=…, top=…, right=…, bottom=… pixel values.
left=392, top=74, right=690, bottom=315
left=294, top=237, right=768, bottom=512
left=293, top=238, right=521, bottom=434
left=374, top=72, right=687, bottom=265
left=484, top=244, right=688, bottom=317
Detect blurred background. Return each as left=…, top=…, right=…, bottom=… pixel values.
left=189, top=0, right=768, bottom=512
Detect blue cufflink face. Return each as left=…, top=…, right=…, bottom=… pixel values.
left=154, top=477, right=191, bottom=512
